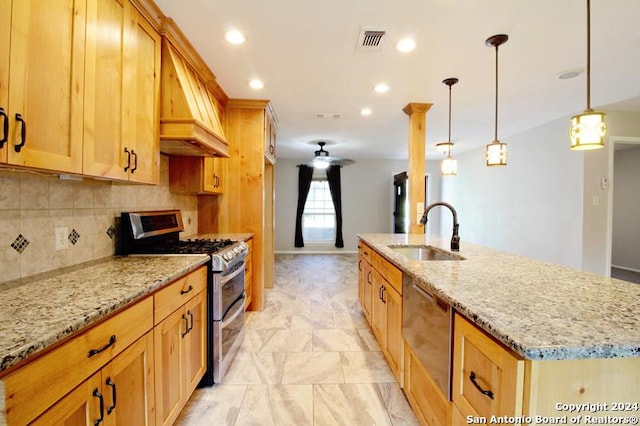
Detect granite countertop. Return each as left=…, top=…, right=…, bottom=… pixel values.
left=0, top=255, right=210, bottom=373
left=358, top=233, right=640, bottom=361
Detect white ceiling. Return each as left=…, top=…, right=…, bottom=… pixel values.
left=154, top=0, right=640, bottom=162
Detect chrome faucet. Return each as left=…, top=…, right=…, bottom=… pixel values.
left=420, top=202, right=460, bottom=251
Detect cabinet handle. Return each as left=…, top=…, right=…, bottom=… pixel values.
left=88, top=335, right=116, bottom=358
left=182, top=314, right=189, bottom=337
left=358, top=260, right=362, bottom=272
left=187, top=310, right=194, bottom=332
left=124, top=148, right=131, bottom=172
left=180, top=285, right=193, bottom=295
left=381, top=286, right=387, bottom=304
left=106, top=377, right=117, bottom=415
left=366, top=271, right=372, bottom=284
left=469, top=371, right=495, bottom=400
left=93, top=388, right=105, bottom=425
left=0, top=107, right=7, bottom=148
left=14, top=113, right=26, bottom=152
left=215, top=175, right=220, bottom=188
left=131, top=149, right=137, bottom=173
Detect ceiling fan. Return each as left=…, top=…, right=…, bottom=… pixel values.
left=308, top=142, right=355, bottom=168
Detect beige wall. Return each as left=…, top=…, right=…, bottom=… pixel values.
left=0, top=155, right=198, bottom=283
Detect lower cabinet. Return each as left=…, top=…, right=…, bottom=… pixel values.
left=33, top=332, right=155, bottom=425
left=154, top=288, right=207, bottom=426
left=245, top=238, right=253, bottom=309
left=451, top=313, right=525, bottom=420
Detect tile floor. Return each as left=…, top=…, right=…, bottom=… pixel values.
left=176, top=254, right=419, bottom=425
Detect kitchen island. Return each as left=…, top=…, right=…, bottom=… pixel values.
left=358, top=233, right=640, bottom=425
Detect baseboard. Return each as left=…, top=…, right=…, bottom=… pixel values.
left=612, top=264, right=640, bottom=274
left=276, top=250, right=358, bottom=255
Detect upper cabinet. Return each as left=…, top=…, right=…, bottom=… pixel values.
left=0, top=0, right=161, bottom=183
left=2, top=0, right=87, bottom=173
left=159, top=35, right=230, bottom=157
left=83, top=0, right=161, bottom=183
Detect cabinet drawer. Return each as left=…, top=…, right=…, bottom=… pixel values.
left=154, top=266, right=207, bottom=324
left=2, top=296, right=153, bottom=426
left=452, top=313, right=525, bottom=420
left=372, top=251, right=402, bottom=294
left=359, top=242, right=373, bottom=264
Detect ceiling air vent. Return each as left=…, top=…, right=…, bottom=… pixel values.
left=356, top=27, right=387, bottom=51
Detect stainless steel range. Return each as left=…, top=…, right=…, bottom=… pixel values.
left=119, top=210, right=248, bottom=385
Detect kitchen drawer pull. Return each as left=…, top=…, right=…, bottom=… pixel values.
left=106, top=377, right=117, bottom=414
left=469, top=371, right=495, bottom=400
left=88, top=335, right=116, bottom=358
left=93, top=388, right=105, bottom=425
left=0, top=107, right=7, bottom=148
left=124, top=148, right=131, bottom=172
left=14, top=113, right=26, bottom=152
left=182, top=314, right=189, bottom=337
left=131, top=149, right=137, bottom=173
left=180, top=285, right=193, bottom=295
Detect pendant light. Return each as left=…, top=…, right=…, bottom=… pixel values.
left=485, top=34, right=508, bottom=166
left=439, top=78, right=459, bottom=176
left=569, top=0, right=606, bottom=150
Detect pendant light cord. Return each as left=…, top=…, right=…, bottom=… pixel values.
left=448, top=83, right=452, bottom=157
left=494, top=43, right=499, bottom=142
left=586, top=0, right=591, bottom=110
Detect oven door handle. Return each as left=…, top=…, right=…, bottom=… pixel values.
left=220, top=260, right=246, bottom=285
left=221, top=293, right=246, bottom=328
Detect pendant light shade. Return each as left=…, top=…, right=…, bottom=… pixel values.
left=485, top=34, right=508, bottom=167
left=570, top=0, right=606, bottom=150
left=440, top=78, right=459, bottom=176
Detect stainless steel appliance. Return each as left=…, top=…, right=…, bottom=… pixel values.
left=119, top=210, right=248, bottom=385
left=402, top=275, right=452, bottom=399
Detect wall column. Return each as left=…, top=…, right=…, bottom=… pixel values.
left=403, top=103, right=433, bottom=234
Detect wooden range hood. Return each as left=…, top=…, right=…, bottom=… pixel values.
left=159, top=39, right=229, bottom=157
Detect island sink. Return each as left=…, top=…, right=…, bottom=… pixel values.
left=388, top=245, right=465, bottom=261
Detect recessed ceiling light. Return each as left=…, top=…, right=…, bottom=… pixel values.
left=558, top=68, right=584, bottom=80
left=396, top=38, right=416, bottom=53
left=249, top=79, right=264, bottom=90
left=360, top=107, right=372, bottom=116
left=225, top=30, right=246, bottom=45
left=374, top=83, right=390, bottom=93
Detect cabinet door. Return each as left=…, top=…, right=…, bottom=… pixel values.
left=203, top=157, right=224, bottom=193
left=31, top=372, right=102, bottom=426
left=7, top=0, right=86, bottom=173
left=124, top=6, right=160, bottom=184
left=184, top=290, right=207, bottom=396
left=385, top=284, right=403, bottom=378
left=0, top=0, right=9, bottom=163
left=101, top=331, right=155, bottom=425
left=154, top=307, right=188, bottom=426
left=83, top=0, right=128, bottom=180
left=370, top=270, right=387, bottom=345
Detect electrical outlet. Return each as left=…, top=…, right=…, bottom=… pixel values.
left=55, top=227, right=69, bottom=251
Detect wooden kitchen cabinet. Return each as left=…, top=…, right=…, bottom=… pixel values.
left=154, top=276, right=207, bottom=426
left=1, top=297, right=154, bottom=425
left=357, top=243, right=373, bottom=323
left=169, top=156, right=225, bottom=194
left=452, top=313, right=525, bottom=420
left=0, top=0, right=9, bottom=164
left=83, top=0, right=160, bottom=183
left=264, top=111, right=277, bottom=164
left=214, top=99, right=278, bottom=311
left=245, top=237, right=254, bottom=309
left=2, top=0, right=86, bottom=172
left=32, top=331, right=155, bottom=425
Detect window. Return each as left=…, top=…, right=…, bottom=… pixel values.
left=302, top=179, right=335, bottom=242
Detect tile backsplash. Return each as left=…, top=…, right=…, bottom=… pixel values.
left=0, top=155, right=198, bottom=283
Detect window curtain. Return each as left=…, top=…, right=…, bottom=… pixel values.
left=294, top=165, right=314, bottom=247
left=326, top=165, right=344, bottom=248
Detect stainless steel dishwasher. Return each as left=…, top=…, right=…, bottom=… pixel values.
left=403, top=274, right=452, bottom=399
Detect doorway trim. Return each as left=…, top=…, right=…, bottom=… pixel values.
left=606, top=135, right=640, bottom=276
